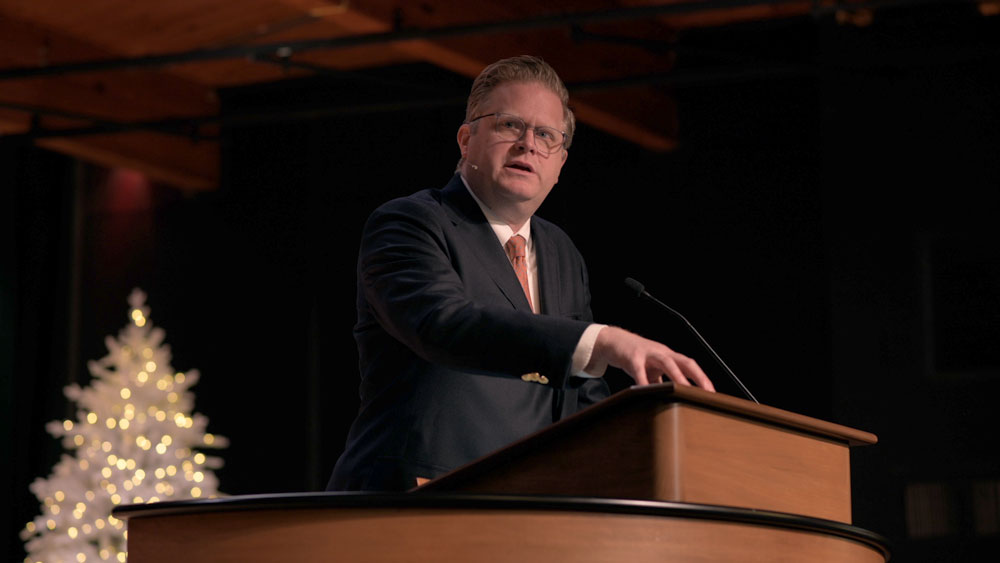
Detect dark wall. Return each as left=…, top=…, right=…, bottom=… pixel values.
left=6, top=5, right=999, bottom=562
left=820, top=13, right=1000, bottom=560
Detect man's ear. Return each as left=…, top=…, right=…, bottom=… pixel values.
left=553, top=149, right=568, bottom=185
left=457, top=124, right=470, bottom=155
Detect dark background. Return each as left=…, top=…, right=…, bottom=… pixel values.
left=5, top=5, right=999, bottom=561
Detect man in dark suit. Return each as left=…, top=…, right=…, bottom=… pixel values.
left=329, top=56, right=714, bottom=491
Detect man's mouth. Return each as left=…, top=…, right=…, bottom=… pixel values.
left=505, top=161, right=534, bottom=173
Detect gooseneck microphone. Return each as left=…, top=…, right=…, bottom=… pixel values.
left=624, top=277, right=759, bottom=404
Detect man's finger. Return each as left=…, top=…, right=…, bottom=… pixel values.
left=677, top=355, right=715, bottom=391
left=632, top=366, right=650, bottom=386
left=658, top=356, right=692, bottom=387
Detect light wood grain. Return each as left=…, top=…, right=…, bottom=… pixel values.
left=420, top=385, right=871, bottom=524
left=126, top=506, right=886, bottom=563
left=657, top=404, right=852, bottom=522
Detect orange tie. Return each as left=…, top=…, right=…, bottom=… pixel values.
left=504, top=234, right=533, bottom=311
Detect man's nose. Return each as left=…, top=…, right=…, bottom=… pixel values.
left=516, top=128, right=537, bottom=153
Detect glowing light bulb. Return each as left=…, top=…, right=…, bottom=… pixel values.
left=63, top=420, right=74, bottom=431
left=120, top=388, right=131, bottom=399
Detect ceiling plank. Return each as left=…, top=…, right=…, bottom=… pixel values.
left=277, top=0, right=681, bottom=150
left=0, top=10, right=219, bottom=189
left=39, top=133, right=218, bottom=191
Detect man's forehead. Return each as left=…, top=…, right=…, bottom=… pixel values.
left=481, top=82, right=565, bottom=124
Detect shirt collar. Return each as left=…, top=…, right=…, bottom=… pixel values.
left=459, top=174, right=532, bottom=248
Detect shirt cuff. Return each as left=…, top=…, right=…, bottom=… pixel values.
left=571, top=323, right=607, bottom=378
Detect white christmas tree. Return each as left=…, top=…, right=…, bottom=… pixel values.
left=21, top=289, right=228, bottom=563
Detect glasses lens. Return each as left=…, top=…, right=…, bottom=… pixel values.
left=494, top=115, right=525, bottom=141
left=534, top=127, right=564, bottom=153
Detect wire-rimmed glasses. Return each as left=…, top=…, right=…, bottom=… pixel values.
left=467, top=112, right=567, bottom=156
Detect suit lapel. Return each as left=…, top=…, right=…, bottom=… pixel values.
left=440, top=176, right=534, bottom=313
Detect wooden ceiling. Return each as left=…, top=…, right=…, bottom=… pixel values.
left=0, top=0, right=866, bottom=190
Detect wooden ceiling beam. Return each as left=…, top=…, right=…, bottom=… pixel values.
left=0, top=11, right=219, bottom=190
left=277, top=0, right=680, bottom=150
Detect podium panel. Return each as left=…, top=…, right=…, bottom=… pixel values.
left=419, top=384, right=875, bottom=524
left=117, top=494, right=890, bottom=563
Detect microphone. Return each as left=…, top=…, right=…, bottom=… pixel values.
left=624, top=277, right=759, bottom=404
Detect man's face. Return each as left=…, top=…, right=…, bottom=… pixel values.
left=457, top=81, right=568, bottom=226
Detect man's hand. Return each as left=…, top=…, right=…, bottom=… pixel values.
left=586, top=326, right=715, bottom=391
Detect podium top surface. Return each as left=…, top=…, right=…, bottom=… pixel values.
left=611, top=383, right=878, bottom=446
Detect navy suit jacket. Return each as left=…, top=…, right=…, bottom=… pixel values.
left=328, top=175, right=609, bottom=491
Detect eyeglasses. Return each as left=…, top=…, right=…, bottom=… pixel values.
left=467, top=112, right=567, bottom=156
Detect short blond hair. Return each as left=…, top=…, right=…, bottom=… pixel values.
left=464, top=55, right=576, bottom=149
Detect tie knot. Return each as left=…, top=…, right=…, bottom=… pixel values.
left=505, top=234, right=526, bottom=260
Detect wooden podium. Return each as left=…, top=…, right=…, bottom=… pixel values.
left=116, top=384, right=889, bottom=562
left=418, top=383, right=876, bottom=524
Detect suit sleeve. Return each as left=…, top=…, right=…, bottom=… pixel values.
left=359, top=197, right=591, bottom=388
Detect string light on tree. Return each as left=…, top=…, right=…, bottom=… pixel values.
left=21, top=289, right=227, bottom=563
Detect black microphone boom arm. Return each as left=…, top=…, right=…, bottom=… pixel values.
left=624, top=277, right=759, bottom=404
